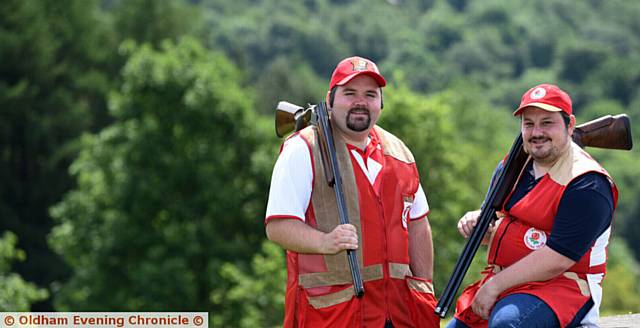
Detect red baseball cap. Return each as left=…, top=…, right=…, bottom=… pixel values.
left=513, top=84, right=572, bottom=116
left=329, top=56, right=386, bottom=91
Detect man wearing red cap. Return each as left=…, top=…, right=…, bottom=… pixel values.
left=265, top=56, right=440, bottom=327
left=447, top=84, right=618, bottom=328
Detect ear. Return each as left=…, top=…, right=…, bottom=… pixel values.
left=568, top=114, right=576, bottom=135
left=328, top=87, right=338, bottom=108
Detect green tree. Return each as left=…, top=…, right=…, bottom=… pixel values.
left=0, top=0, right=114, bottom=309
left=214, top=241, right=286, bottom=327
left=253, top=56, right=325, bottom=115
left=110, top=0, right=203, bottom=48
left=49, top=38, right=273, bottom=321
left=0, top=231, right=48, bottom=310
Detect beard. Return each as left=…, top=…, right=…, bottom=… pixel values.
left=525, top=136, right=563, bottom=165
left=346, top=107, right=371, bottom=132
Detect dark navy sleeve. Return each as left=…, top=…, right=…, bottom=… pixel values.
left=489, top=160, right=504, bottom=189
left=482, top=161, right=504, bottom=204
left=546, top=172, right=614, bottom=262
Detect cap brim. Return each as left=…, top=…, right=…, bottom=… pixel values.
left=513, top=102, right=563, bottom=116
left=336, top=71, right=387, bottom=88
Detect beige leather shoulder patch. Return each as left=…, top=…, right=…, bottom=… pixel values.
left=548, top=142, right=609, bottom=186
left=298, top=126, right=315, bottom=144
left=375, top=125, right=415, bottom=164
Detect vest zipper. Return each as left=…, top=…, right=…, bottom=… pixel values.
left=375, top=195, right=391, bottom=322
left=372, top=155, right=391, bottom=324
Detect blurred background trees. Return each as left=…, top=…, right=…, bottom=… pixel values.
left=0, top=231, right=48, bottom=310
left=1, top=0, right=639, bottom=325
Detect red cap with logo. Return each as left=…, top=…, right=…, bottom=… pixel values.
left=329, top=56, right=387, bottom=91
left=513, top=84, right=572, bottom=116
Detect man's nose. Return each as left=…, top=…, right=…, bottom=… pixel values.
left=531, top=124, right=545, bottom=136
left=352, top=94, right=368, bottom=106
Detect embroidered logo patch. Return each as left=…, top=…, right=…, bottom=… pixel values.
left=351, top=58, right=368, bottom=71
left=530, top=87, right=547, bottom=100
left=401, top=197, right=413, bottom=230
left=524, top=227, right=547, bottom=250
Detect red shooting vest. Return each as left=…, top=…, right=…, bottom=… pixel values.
left=454, top=142, right=618, bottom=327
left=282, top=125, right=439, bottom=328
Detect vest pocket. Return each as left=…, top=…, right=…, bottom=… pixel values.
left=300, top=284, right=361, bottom=328
left=404, top=276, right=440, bottom=328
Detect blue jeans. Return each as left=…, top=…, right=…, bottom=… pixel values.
left=445, top=293, right=592, bottom=328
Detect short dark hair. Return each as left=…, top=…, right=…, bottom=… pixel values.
left=329, top=87, right=337, bottom=107
left=560, top=112, right=570, bottom=128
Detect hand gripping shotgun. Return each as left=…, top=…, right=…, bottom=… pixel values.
left=275, top=101, right=365, bottom=297
left=435, top=114, right=634, bottom=318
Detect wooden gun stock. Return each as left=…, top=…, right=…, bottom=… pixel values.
left=573, top=114, right=633, bottom=150
left=435, top=113, right=633, bottom=318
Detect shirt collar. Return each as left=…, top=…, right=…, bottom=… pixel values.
left=346, top=129, right=381, bottom=159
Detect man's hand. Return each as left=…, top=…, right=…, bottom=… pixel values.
left=457, top=209, right=496, bottom=245
left=266, top=219, right=357, bottom=254
left=457, top=210, right=481, bottom=238
left=471, top=277, right=501, bottom=320
left=321, top=224, right=358, bottom=254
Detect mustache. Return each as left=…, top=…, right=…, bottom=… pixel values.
left=348, top=106, right=369, bottom=114
left=528, top=136, right=549, bottom=142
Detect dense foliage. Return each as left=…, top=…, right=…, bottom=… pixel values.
left=2, top=0, right=639, bottom=325
left=0, top=232, right=48, bottom=310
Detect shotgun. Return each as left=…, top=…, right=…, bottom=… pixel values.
left=275, top=101, right=365, bottom=297
left=435, top=114, right=633, bottom=318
